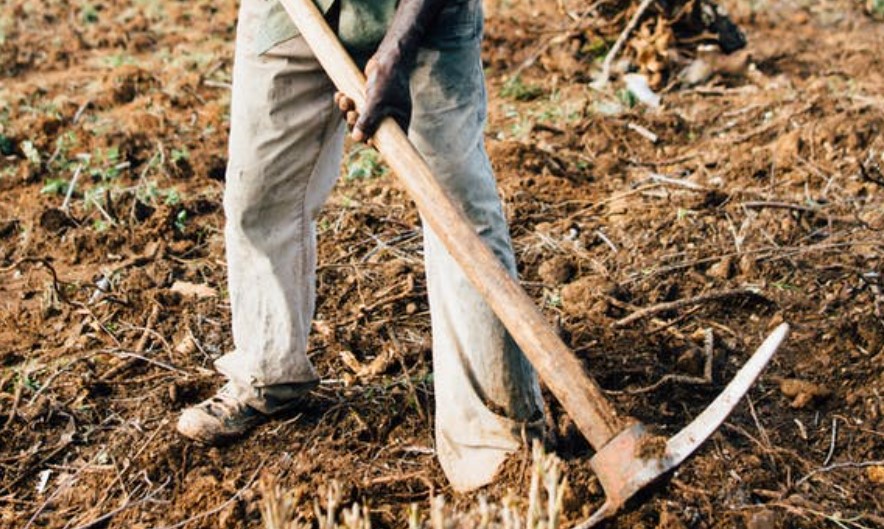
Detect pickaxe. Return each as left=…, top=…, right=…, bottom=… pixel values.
left=277, top=0, right=790, bottom=525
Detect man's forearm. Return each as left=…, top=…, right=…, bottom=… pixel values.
left=375, top=0, right=448, bottom=65
left=348, top=0, right=451, bottom=140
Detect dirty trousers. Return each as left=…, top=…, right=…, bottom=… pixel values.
left=215, top=0, right=543, bottom=491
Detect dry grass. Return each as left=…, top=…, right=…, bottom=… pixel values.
left=262, top=442, right=568, bottom=529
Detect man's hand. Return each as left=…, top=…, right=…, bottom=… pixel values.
left=334, top=0, right=447, bottom=143
left=334, top=53, right=412, bottom=143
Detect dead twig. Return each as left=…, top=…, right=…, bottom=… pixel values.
left=606, top=328, right=714, bottom=395
left=2, top=372, right=24, bottom=430
left=613, top=287, right=760, bottom=327
left=592, top=0, right=656, bottom=88
left=61, top=165, right=83, bottom=214
left=0, top=257, right=70, bottom=302
left=742, top=200, right=823, bottom=213
left=100, top=304, right=162, bottom=381
left=768, top=500, right=880, bottom=529
left=626, top=122, right=658, bottom=144
left=594, top=230, right=618, bottom=253
left=72, top=100, right=91, bottom=124
left=98, top=349, right=190, bottom=377
left=823, top=417, right=838, bottom=466
left=794, top=460, right=884, bottom=489
left=28, top=354, right=91, bottom=405
left=634, top=172, right=707, bottom=191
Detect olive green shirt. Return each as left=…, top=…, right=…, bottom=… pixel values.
left=257, top=0, right=398, bottom=64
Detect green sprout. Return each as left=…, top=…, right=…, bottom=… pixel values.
left=500, top=76, right=543, bottom=101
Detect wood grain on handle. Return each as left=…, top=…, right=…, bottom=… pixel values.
left=277, top=0, right=627, bottom=450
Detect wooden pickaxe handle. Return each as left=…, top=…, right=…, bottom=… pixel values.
left=278, top=0, right=627, bottom=450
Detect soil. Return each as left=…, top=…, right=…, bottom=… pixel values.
left=1, top=0, right=882, bottom=528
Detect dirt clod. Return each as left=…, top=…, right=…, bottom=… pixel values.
left=778, top=378, right=832, bottom=409
left=538, top=256, right=576, bottom=284
left=867, top=465, right=884, bottom=485
left=746, top=509, right=778, bottom=529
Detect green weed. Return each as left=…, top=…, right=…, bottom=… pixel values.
left=0, top=133, right=14, bottom=156
left=80, top=3, right=100, bottom=23
left=346, top=146, right=386, bottom=180
left=174, top=209, right=188, bottom=232
left=40, top=178, right=69, bottom=195
left=102, top=53, right=137, bottom=68
left=581, top=37, right=609, bottom=59
left=544, top=291, right=562, bottom=308
left=81, top=185, right=104, bottom=207
left=171, top=147, right=190, bottom=163
left=501, top=76, right=543, bottom=101
left=617, top=88, right=637, bottom=108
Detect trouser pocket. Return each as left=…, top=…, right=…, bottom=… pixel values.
left=423, top=0, right=480, bottom=49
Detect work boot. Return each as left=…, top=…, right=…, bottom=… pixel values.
left=176, top=384, right=265, bottom=444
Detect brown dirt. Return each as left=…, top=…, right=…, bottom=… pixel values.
left=1, top=0, right=883, bottom=528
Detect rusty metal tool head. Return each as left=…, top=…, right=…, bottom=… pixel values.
left=576, top=323, right=789, bottom=527
left=277, top=0, right=790, bottom=524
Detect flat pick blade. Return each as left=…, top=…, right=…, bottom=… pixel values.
left=665, top=323, right=790, bottom=466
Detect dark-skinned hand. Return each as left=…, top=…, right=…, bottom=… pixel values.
left=334, top=0, right=446, bottom=143
left=334, top=54, right=411, bottom=143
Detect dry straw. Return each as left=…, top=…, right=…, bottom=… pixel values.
left=262, top=441, right=568, bottom=529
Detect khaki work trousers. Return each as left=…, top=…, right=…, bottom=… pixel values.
left=215, top=0, right=543, bottom=491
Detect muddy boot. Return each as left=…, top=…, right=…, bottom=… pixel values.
left=176, top=384, right=265, bottom=444
left=177, top=380, right=318, bottom=444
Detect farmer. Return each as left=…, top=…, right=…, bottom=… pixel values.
left=176, top=0, right=545, bottom=491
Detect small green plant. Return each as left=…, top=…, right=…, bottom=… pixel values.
left=137, top=180, right=182, bottom=206
left=82, top=185, right=108, bottom=210
left=501, top=76, right=543, bottom=101
left=102, top=53, right=136, bottom=68
left=164, top=188, right=182, bottom=205
left=81, top=146, right=128, bottom=181
left=346, top=146, right=386, bottom=180
left=772, top=281, right=801, bottom=291
left=544, top=291, right=562, bottom=308
left=581, top=37, right=609, bottom=59
left=0, top=133, right=13, bottom=156
left=48, top=131, right=80, bottom=171
left=81, top=3, right=100, bottom=23
left=40, top=178, right=69, bottom=195
left=174, top=209, right=188, bottom=232
left=171, top=147, right=190, bottom=163
left=22, top=375, right=40, bottom=392
left=617, top=88, right=637, bottom=108
left=676, top=208, right=696, bottom=220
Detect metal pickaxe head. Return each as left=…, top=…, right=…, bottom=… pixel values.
left=575, top=323, right=790, bottom=528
